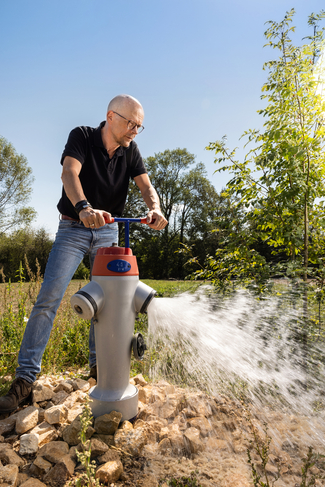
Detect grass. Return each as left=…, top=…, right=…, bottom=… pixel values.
left=0, top=276, right=199, bottom=392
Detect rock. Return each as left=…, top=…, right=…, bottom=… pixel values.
left=43, top=456, right=75, bottom=486
left=91, top=434, right=114, bottom=446
left=97, top=449, right=120, bottom=465
left=0, top=448, right=25, bottom=467
left=149, top=390, right=166, bottom=403
left=16, top=473, right=30, bottom=486
left=38, top=441, right=69, bottom=463
left=187, top=417, right=213, bottom=437
left=147, top=418, right=167, bottom=430
left=114, top=427, right=147, bottom=456
left=94, top=411, right=122, bottom=435
left=68, top=379, right=90, bottom=392
left=133, top=419, right=146, bottom=429
left=61, top=390, right=87, bottom=409
left=167, top=424, right=185, bottom=454
left=20, top=478, right=47, bottom=487
left=68, top=445, right=78, bottom=462
left=158, top=438, right=172, bottom=454
left=53, top=381, right=74, bottom=394
left=138, top=387, right=148, bottom=404
left=36, top=378, right=53, bottom=389
left=184, top=427, right=204, bottom=454
left=0, top=412, right=19, bottom=436
left=184, top=393, right=214, bottom=417
left=44, top=402, right=54, bottom=410
left=120, top=421, right=133, bottom=431
left=37, top=409, right=45, bottom=423
left=32, top=382, right=54, bottom=403
left=29, top=422, right=58, bottom=447
left=172, top=415, right=187, bottom=431
left=0, top=443, right=12, bottom=451
left=51, top=391, right=69, bottom=405
left=32, top=456, right=53, bottom=474
left=138, top=400, right=176, bottom=421
left=133, top=374, right=147, bottom=386
left=156, top=380, right=176, bottom=394
left=140, top=424, right=159, bottom=444
left=62, top=415, right=95, bottom=446
left=76, top=438, right=108, bottom=459
left=58, top=454, right=75, bottom=476
left=0, top=435, right=4, bottom=442
left=159, top=426, right=169, bottom=441
left=95, top=458, right=123, bottom=484
left=19, top=434, right=39, bottom=455
left=181, top=408, right=199, bottom=419
left=4, top=435, right=19, bottom=445
left=67, top=406, right=83, bottom=424
left=15, top=407, right=39, bottom=435
left=37, top=402, right=49, bottom=409
left=44, top=405, right=68, bottom=425
left=0, top=464, right=19, bottom=486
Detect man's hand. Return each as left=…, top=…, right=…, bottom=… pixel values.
left=146, top=209, right=168, bottom=230
left=79, top=208, right=113, bottom=228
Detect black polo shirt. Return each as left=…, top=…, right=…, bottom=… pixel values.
left=57, top=121, right=147, bottom=218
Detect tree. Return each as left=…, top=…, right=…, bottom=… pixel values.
left=123, top=148, right=220, bottom=279
left=0, top=136, right=36, bottom=232
left=206, top=9, right=325, bottom=288
left=0, top=227, right=53, bottom=281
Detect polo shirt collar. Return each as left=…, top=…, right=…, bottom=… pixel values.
left=94, top=121, right=128, bottom=157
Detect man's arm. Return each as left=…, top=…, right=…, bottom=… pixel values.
left=134, top=173, right=168, bottom=230
left=61, top=156, right=112, bottom=228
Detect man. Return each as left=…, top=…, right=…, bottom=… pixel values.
left=0, top=94, right=167, bottom=414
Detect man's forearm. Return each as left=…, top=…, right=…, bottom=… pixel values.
left=141, top=185, right=161, bottom=211
left=61, top=157, right=87, bottom=207
left=62, top=172, right=87, bottom=207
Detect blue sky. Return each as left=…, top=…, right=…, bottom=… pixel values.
left=1, top=0, right=324, bottom=235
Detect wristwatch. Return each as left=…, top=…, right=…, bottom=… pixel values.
left=74, top=200, right=93, bottom=215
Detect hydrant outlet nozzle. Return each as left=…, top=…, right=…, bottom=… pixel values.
left=70, top=281, right=105, bottom=320
left=134, top=281, right=157, bottom=314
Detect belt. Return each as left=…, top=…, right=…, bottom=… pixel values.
left=61, top=214, right=79, bottom=222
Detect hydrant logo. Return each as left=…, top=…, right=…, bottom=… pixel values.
left=107, top=259, right=132, bottom=273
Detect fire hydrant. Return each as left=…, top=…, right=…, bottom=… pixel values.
left=70, top=217, right=156, bottom=420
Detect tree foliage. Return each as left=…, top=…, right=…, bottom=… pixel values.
left=205, top=9, right=325, bottom=290
left=0, top=136, right=36, bottom=232
left=0, top=227, right=53, bottom=281
left=122, top=148, right=220, bottom=279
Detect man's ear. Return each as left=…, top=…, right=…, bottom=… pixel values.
left=107, top=110, right=114, bottom=122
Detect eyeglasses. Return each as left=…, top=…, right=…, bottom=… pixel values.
left=112, top=111, right=145, bottom=133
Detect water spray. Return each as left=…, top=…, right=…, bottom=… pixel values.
left=70, top=217, right=156, bottom=420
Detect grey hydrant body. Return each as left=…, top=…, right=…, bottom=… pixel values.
left=70, top=242, right=156, bottom=420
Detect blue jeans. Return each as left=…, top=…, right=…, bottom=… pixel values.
left=16, top=219, right=119, bottom=383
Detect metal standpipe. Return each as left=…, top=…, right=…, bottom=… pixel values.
left=70, top=217, right=156, bottom=420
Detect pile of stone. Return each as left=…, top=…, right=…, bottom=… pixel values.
left=0, top=373, right=323, bottom=487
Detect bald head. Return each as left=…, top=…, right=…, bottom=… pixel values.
left=107, top=94, right=143, bottom=114
left=103, top=94, right=144, bottom=150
